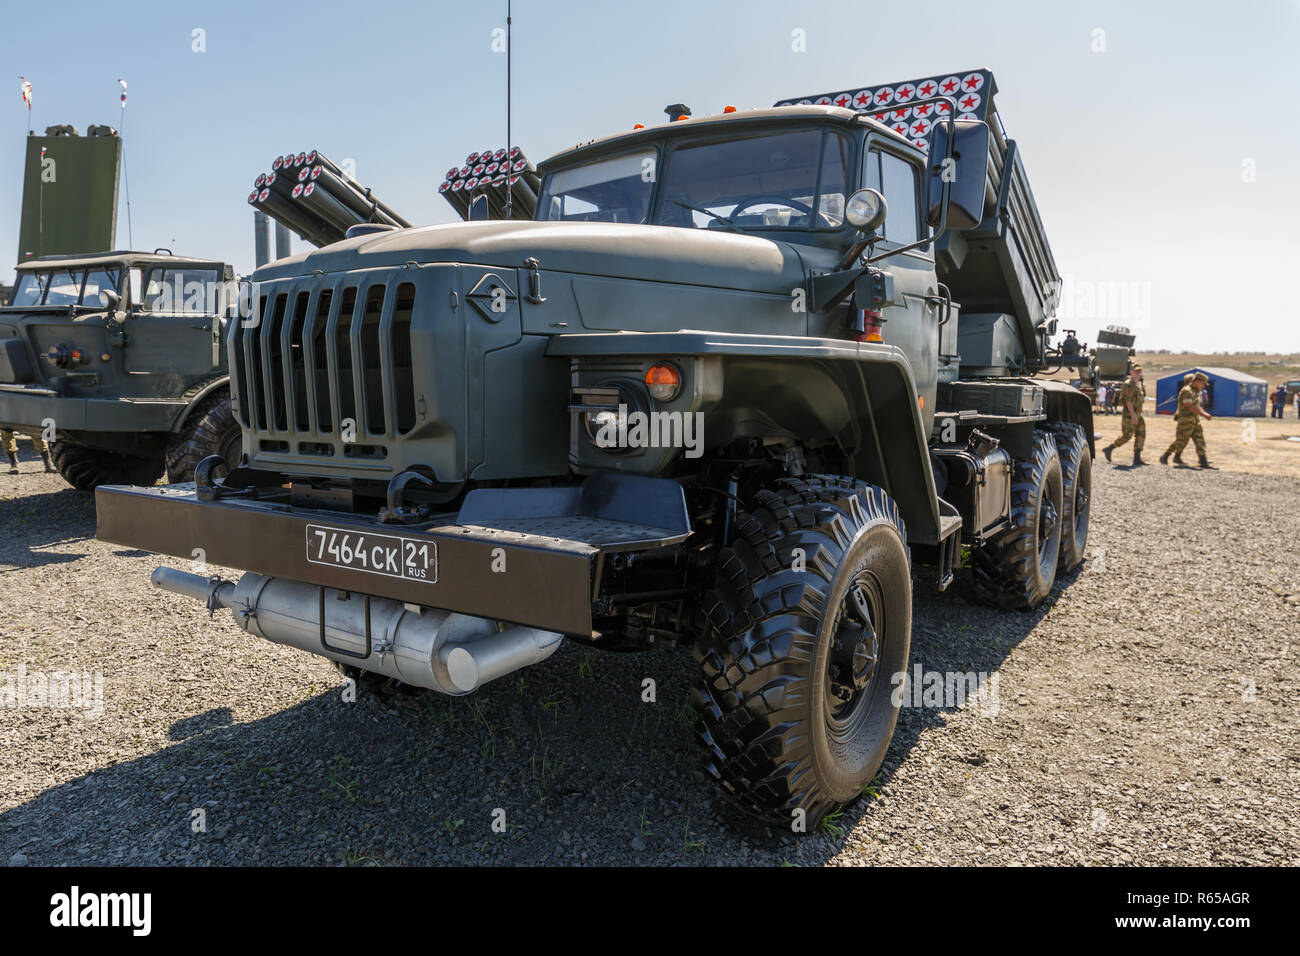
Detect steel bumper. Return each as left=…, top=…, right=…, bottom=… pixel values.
left=96, top=485, right=603, bottom=636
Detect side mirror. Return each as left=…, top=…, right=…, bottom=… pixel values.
left=926, top=119, right=991, bottom=230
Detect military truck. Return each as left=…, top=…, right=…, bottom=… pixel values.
left=1058, top=325, right=1137, bottom=399
left=0, top=250, right=241, bottom=488
left=97, top=69, right=1092, bottom=826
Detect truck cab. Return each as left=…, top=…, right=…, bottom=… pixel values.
left=0, top=250, right=242, bottom=488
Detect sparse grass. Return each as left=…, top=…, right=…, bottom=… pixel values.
left=577, top=659, right=594, bottom=680
left=328, top=756, right=359, bottom=804
left=682, top=818, right=705, bottom=855
left=818, top=807, right=846, bottom=838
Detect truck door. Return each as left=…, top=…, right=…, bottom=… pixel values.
left=126, top=265, right=226, bottom=382
left=863, top=142, right=939, bottom=434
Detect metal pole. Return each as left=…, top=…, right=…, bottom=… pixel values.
left=505, top=0, right=512, bottom=221
left=253, top=210, right=270, bottom=267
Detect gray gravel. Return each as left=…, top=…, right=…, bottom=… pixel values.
left=2, top=442, right=1298, bottom=866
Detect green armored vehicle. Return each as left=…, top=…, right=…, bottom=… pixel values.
left=98, top=70, right=1092, bottom=826
left=0, top=250, right=242, bottom=488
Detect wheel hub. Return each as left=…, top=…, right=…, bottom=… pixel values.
left=826, top=579, right=880, bottom=721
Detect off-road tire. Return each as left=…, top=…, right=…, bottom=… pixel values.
left=49, top=441, right=164, bottom=491
left=693, top=475, right=911, bottom=828
left=165, top=390, right=242, bottom=484
left=1051, top=422, right=1091, bottom=574
left=971, top=429, right=1063, bottom=609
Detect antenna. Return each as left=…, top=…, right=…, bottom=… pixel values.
left=504, top=0, right=512, bottom=220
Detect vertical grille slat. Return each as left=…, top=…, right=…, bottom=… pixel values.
left=246, top=294, right=268, bottom=431
left=392, top=282, right=417, bottom=435
left=284, top=289, right=311, bottom=433
left=302, top=285, right=333, bottom=435
left=359, top=285, right=387, bottom=437
left=259, top=293, right=288, bottom=433
left=329, top=287, right=359, bottom=442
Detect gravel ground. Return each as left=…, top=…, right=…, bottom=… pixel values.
left=2, top=444, right=1298, bottom=866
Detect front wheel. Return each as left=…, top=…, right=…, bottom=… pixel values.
left=165, top=390, right=242, bottom=484
left=693, top=476, right=911, bottom=828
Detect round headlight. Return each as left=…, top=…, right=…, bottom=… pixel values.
left=845, top=188, right=888, bottom=232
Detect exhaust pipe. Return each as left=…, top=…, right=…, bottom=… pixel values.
left=150, top=568, right=564, bottom=695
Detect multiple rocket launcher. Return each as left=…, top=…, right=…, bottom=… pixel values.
left=438, top=147, right=540, bottom=220
left=247, top=150, right=412, bottom=248
left=246, top=145, right=540, bottom=252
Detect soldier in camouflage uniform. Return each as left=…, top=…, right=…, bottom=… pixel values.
left=1160, top=371, right=1214, bottom=468
left=3, top=428, right=54, bottom=475
left=1102, top=364, right=1146, bottom=466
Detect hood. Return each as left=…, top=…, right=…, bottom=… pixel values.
left=254, top=220, right=810, bottom=295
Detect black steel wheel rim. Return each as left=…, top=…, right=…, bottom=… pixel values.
left=825, top=570, right=884, bottom=741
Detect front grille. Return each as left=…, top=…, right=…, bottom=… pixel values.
left=232, top=276, right=419, bottom=455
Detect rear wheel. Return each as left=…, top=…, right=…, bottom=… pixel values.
left=165, top=390, right=242, bottom=484
left=971, top=429, right=1063, bottom=609
left=49, top=441, right=164, bottom=491
left=693, top=475, right=911, bottom=828
left=1051, top=423, right=1091, bottom=573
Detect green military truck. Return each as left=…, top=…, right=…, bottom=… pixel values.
left=97, top=70, right=1092, bottom=826
left=0, top=250, right=242, bottom=488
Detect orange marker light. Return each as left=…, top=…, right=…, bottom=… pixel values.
left=722, top=105, right=736, bottom=113
left=633, top=123, right=645, bottom=129
left=645, top=363, right=681, bottom=400
left=676, top=115, right=688, bottom=121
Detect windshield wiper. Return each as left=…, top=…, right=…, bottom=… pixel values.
left=672, top=199, right=736, bottom=229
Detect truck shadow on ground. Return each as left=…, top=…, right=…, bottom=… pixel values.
left=0, top=488, right=96, bottom=572
left=0, top=570, right=1064, bottom=865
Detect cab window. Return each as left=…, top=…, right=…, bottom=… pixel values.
left=536, top=149, right=657, bottom=224
left=44, top=269, right=84, bottom=306
left=863, top=148, right=921, bottom=245
left=140, top=267, right=219, bottom=313
left=82, top=267, right=122, bottom=303
left=655, top=128, right=850, bottom=230
left=10, top=272, right=50, bottom=307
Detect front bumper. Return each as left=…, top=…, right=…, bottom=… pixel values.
left=0, top=385, right=184, bottom=433
left=95, top=474, right=690, bottom=636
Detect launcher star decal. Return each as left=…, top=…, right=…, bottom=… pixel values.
left=466, top=272, right=517, bottom=323
left=774, top=69, right=994, bottom=153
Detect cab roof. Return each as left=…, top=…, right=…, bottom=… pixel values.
left=537, top=104, right=914, bottom=173
left=15, top=250, right=225, bottom=271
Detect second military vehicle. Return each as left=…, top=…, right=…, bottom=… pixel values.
left=0, top=250, right=242, bottom=489
left=98, top=69, right=1092, bottom=827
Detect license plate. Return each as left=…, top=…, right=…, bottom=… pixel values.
left=305, top=524, right=437, bottom=583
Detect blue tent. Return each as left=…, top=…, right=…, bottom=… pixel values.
left=1154, top=366, right=1268, bottom=417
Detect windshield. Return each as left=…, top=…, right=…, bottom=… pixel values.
left=8, top=266, right=122, bottom=307
left=658, top=129, right=849, bottom=230
left=537, top=149, right=656, bottom=224
left=536, top=127, right=852, bottom=232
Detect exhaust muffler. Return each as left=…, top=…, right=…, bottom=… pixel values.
left=151, top=568, right=563, bottom=695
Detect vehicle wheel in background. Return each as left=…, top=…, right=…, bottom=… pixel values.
left=165, top=390, right=242, bottom=484
left=49, top=441, right=164, bottom=491
left=971, top=429, right=1063, bottom=609
left=1050, top=422, right=1091, bottom=574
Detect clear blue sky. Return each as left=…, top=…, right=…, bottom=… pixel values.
left=5, top=0, right=1298, bottom=351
